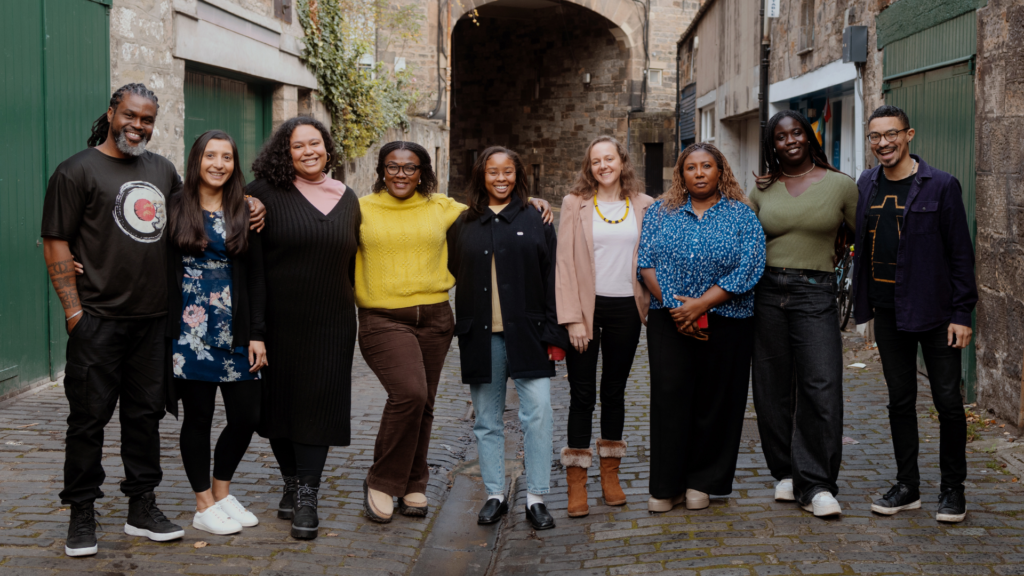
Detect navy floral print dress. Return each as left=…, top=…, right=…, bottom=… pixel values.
left=171, top=211, right=257, bottom=382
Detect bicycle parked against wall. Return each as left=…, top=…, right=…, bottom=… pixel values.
left=835, top=244, right=854, bottom=330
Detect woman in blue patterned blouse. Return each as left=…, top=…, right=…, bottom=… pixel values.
left=638, top=142, right=766, bottom=513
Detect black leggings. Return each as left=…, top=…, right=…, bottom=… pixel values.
left=178, top=379, right=260, bottom=493
left=269, top=438, right=329, bottom=480
left=565, top=296, right=642, bottom=449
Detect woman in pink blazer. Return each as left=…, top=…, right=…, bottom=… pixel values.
left=555, top=136, right=655, bottom=518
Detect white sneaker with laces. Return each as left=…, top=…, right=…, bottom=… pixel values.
left=775, top=478, right=794, bottom=501
left=216, top=495, right=258, bottom=527
left=192, top=503, right=243, bottom=535
left=802, top=492, right=842, bottom=517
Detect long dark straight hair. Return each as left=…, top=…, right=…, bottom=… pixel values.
left=755, top=109, right=843, bottom=191
left=171, top=130, right=250, bottom=256
left=463, top=146, right=530, bottom=222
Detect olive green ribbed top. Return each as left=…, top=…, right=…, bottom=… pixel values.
left=748, top=170, right=859, bottom=273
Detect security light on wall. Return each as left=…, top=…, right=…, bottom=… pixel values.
left=583, top=73, right=591, bottom=85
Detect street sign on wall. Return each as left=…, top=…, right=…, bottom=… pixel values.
left=766, top=0, right=780, bottom=18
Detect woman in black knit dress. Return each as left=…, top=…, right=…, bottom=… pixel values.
left=248, top=117, right=360, bottom=540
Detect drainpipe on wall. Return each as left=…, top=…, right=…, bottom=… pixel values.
left=675, top=41, right=682, bottom=160
left=758, top=0, right=771, bottom=173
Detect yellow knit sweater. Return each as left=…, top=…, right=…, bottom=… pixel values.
left=355, top=191, right=467, bottom=309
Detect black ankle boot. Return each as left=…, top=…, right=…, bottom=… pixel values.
left=278, top=475, right=300, bottom=520
left=290, top=476, right=320, bottom=540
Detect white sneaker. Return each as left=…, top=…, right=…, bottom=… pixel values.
left=192, top=503, right=243, bottom=535
left=216, top=495, right=258, bottom=527
left=685, top=489, right=709, bottom=510
left=801, top=492, right=842, bottom=517
left=775, top=478, right=795, bottom=501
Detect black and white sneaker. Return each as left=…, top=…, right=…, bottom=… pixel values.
left=124, top=492, right=185, bottom=541
left=65, top=502, right=99, bottom=557
left=871, top=483, right=921, bottom=515
left=937, top=487, right=967, bottom=523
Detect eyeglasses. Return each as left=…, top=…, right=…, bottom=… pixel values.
left=866, top=128, right=909, bottom=145
left=385, top=163, right=421, bottom=176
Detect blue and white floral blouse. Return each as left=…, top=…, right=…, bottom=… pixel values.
left=171, top=211, right=257, bottom=382
left=637, top=196, right=766, bottom=318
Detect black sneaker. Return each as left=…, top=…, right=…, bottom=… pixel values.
left=937, top=487, right=967, bottom=523
left=290, top=477, right=320, bottom=540
left=65, top=502, right=99, bottom=557
left=871, top=483, right=921, bottom=515
left=124, top=492, right=185, bottom=541
left=278, top=475, right=299, bottom=520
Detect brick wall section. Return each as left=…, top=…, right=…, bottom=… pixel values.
left=974, top=0, right=1024, bottom=426
left=646, top=0, right=701, bottom=113
left=110, top=0, right=185, bottom=170
left=449, top=7, right=630, bottom=204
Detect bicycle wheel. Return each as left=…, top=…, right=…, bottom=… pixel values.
left=838, top=255, right=854, bottom=330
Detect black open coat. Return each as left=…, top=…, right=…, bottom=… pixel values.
left=447, top=200, right=569, bottom=384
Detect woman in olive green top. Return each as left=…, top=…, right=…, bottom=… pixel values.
left=748, top=110, right=858, bottom=518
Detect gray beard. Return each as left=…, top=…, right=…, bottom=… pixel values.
left=114, top=129, right=149, bottom=157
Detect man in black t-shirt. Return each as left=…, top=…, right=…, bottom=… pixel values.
left=853, top=105, right=977, bottom=525
left=42, top=84, right=186, bottom=556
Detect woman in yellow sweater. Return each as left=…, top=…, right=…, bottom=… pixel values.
left=356, top=141, right=551, bottom=523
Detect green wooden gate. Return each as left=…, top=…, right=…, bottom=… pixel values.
left=0, top=0, right=110, bottom=394
left=882, top=10, right=978, bottom=401
left=184, top=68, right=272, bottom=184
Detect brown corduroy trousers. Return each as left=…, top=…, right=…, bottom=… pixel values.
left=358, top=302, right=454, bottom=497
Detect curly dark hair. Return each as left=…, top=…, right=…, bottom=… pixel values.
left=252, top=116, right=339, bottom=190
left=662, top=142, right=749, bottom=211
left=372, top=141, right=438, bottom=197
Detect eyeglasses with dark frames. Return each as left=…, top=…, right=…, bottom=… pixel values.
left=866, top=128, right=910, bottom=145
left=385, top=163, right=421, bottom=176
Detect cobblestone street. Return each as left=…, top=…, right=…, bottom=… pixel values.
left=2, top=327, right=1023, bottom=576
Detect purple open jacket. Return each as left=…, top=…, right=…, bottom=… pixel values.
left=852, top=155, right=977, bottom=332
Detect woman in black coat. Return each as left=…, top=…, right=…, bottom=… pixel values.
left=448, top=146, right=568, bottom=531
left=247, top=117, right=361, bottom=540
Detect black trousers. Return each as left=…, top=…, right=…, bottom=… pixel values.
left=566, top=296, right=642, bottom=449
left=270, top=438, right=329, bottom=480
left=873, top=307, right=967, bottom=491
left=178, top=379, right=261, bottom=492
left=60, top=314, right=166, bottom=505
left=751, top=269, right=844, bottom=505
left=648, top=309, right=753, bottom=498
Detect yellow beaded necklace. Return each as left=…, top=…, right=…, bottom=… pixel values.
left=593, top=194, right=630, bottom=224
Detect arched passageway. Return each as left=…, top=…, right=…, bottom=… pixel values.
left=448, top=0, right=643, bottom=203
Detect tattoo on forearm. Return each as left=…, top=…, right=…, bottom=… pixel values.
left=47, top=258, right=81, bottom=311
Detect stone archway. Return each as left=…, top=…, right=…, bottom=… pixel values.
left=448, top=0, right=643, bottom=202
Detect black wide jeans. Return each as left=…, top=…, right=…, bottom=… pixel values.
left=565, top=295, right=642, bottom=449
left=752, top=268, right=844, bottom=505
left=648, top=309, right=753, bottom=498
left=60, top=314, right=166, bottom=505
left=873, top=307, right=967, bottom=491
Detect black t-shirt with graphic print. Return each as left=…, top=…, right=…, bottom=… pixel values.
left=866, top=171, right=914, bottom=309
left=41, top=148, right=182, bottom=318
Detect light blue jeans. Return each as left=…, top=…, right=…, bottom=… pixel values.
left=469, top=334, right=553, bottom=496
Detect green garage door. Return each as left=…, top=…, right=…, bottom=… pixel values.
left=883, top=10, right=977, bottom=401
left=1, top=0, right=110, bottom=393
left=184, top=69, right=272, bottom=183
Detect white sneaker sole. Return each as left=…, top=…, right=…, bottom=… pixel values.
left=647, top=494, right=685, bottom=512
left=775, top=486, right=795, bottom=501
left=192, top=518, right=242, bottom=535
left=685, top=494, right=710, bottom=510
left=871, top=499, right=921, bottom=515
left=65, top=544, right=98, bottom=557
left=801, top=502, right=842, bottom=517
left=936, top=511, right=966, bottom=523
left=124, top=523, right=186, bottom=541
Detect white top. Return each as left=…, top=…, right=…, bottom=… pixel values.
left=592, top=199, right=638, bottom=297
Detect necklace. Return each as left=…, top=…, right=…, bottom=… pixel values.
left=782, top=163, right=816, bottom=178
left=594, top=194, right=629, bottom=224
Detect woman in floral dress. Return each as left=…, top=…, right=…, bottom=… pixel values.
left=167, top=130, right=268, bottom=535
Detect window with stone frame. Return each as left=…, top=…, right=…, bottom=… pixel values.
left=798, top=0, right=815, bottom=54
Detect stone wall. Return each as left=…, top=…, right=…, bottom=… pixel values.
left=974, top=0, right=1024, bottom=427
left=646, top=0, right=701, bottom=113
left=449, top=7, right=631, bottom=204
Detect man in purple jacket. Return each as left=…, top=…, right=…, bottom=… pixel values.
left=853, top=105, right=977, bottom=523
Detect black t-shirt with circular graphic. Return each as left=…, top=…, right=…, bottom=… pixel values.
left=41, top=147, right=182, bottom=319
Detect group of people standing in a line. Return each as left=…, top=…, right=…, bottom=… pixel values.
left=42, top=83, right=977, bottom=559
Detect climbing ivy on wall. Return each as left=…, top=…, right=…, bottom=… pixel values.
left=298, top=0, right=421, bottom=160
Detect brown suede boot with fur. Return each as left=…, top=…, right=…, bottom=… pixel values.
left=597, top=439, right=627, bottom=506
left=561, top=447, right=592, bottom=518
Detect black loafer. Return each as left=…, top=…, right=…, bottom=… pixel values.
left=525, top=503, right=555, bottom=530
left=477, top=498, right=508, bottom=525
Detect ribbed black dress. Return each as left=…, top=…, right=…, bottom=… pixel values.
left=247, top=178, right=360, bottom=446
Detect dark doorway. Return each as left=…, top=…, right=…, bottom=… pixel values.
left=644, top=143, right=664, bottom=197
